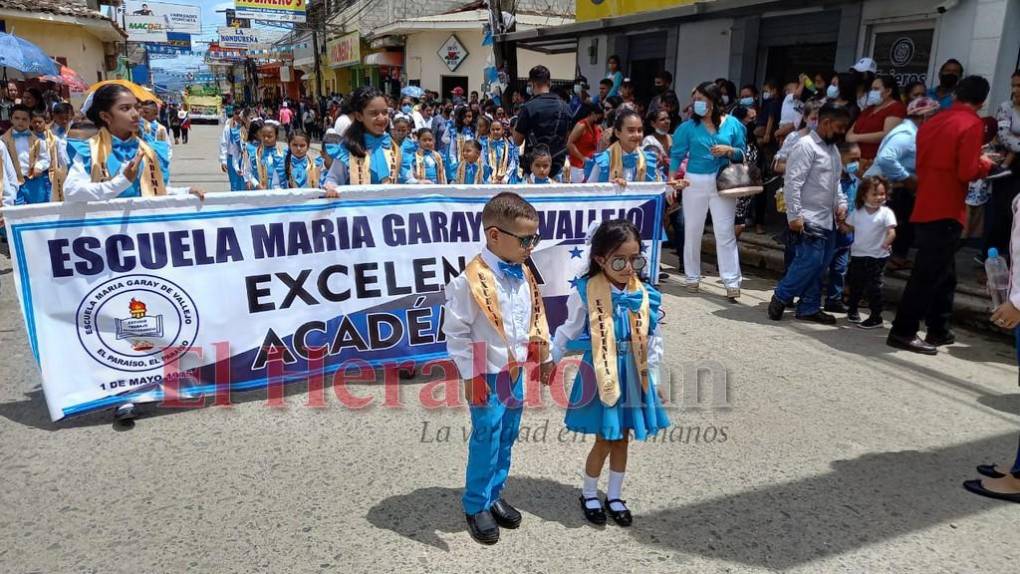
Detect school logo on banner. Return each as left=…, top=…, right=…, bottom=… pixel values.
left=75, top=275, right=199, bottom=373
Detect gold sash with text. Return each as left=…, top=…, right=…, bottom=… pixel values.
left=586, top=273, right=650, bottom=406
left=88, top=128, right=167, bottom=197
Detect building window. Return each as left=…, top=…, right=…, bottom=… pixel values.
left=589, top=38, right=599, bottom=66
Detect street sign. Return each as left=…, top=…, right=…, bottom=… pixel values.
left=438, top=34, right=468, bottom=72
left=234, top=0, right=306, bottom=24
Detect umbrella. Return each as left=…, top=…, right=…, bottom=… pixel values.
left=401, top=85, right=425, bottom=99
left=40, top=64, right=90, bottom=93
left=88, top=79, right=163, bottom=105
left=0, top=31, right=60, bottom=77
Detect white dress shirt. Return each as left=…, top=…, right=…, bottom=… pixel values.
left=11, top=131, right=50, bottom=178
left=443, top=247, right=546, bottom=380
left=1, top=143, right=20, bottom=206
left=551, top=284, right=664, bottom=370
left=63, top=156, right=191, bottom=202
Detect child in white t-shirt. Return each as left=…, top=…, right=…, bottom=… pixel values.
left=843, top=176, right=897, bottom=328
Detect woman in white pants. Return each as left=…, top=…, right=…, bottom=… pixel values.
left=670, top=81, right=747, bottom=300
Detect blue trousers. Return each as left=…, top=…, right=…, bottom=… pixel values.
left=17, top=177, right=51, bottom=205
left=775, top=226, right=837, bottom=316
left=463, top=372, right=524, bottom=514
left=227, top=159, right=247, bottom=191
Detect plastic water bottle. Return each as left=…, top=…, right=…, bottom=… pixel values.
left=985, top=248, right=1010, bottom=308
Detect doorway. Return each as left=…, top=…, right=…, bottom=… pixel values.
left=629, top=58, right=666, bottom=103
left=442, top=75, right=469, bottom=101
left=763, top=43, right=837, bottom=85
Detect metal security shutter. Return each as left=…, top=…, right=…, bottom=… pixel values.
left=758, top=10, right=841, bottom=47
left=629, top=32, right=668, bottom=60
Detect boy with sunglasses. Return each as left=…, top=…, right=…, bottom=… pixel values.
left=442, top=191, right=553, bottom=545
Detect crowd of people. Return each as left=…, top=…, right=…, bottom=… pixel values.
left=0, top=55, right=1019, bottom=512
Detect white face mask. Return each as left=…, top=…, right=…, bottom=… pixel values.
left=655, top=127, right=669, bottom=136
left=722, top=95, right=730, bottom=105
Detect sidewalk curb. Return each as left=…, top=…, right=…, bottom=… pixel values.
left=698, top=233, right=1010, bottom=337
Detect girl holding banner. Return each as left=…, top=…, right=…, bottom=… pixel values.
left=62, top=83, right=205, bottom=423
left=246, top=121, right=285, bottom=191
left=551, top=219, right=670, bottom=528
left=585, top=109, right=661, bottom=185
left=323, top=86, right=403, bottom=189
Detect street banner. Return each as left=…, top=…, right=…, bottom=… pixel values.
left=121, top=0, right=202, bottom=35
left=5, top=185, right=665, bottom=422
left=235, top=0, right=307, bottom=24
left=147, top=32, right=193, bottom=56
left=218, top=27, right=266, bottom=49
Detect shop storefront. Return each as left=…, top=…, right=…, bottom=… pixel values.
left=327, top=31, right=362, bottom=94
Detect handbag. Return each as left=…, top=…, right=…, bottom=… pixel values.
left=716, top=156, right=764, bottom=198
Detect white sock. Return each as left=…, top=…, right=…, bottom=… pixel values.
left=607, top=470, right=627, bottom=512
left=582, top=473, right=601, bottom=509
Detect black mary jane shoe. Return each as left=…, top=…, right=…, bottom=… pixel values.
left=604, top=499, right=633, bottom=527
left=490, top=498, right=522, bottom=529
left=579, top=496, right=606, bottom=525
left=977, top=464, right=1008, bottom=479
left=963, top=480, right=1020, bottom=504
left=465, top=511, right=500, bottom=545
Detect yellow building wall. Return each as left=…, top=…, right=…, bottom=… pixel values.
left=405, top=30, right=575, bottom=95
left=576, top=0, right=697, bottom=22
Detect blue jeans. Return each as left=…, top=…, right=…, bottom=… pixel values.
left=463, top=372, right=524, bottom=514
left=825, top=234, right=852, bottom=305
left=775, top=225, right=837, bottom=316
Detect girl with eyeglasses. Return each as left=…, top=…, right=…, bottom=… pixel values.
left=551, top=219, right=670, bottom=528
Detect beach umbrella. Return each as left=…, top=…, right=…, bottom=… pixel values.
left=88, top=79, right=164, bottom=106
left=0, top=31, right=60, bottom=77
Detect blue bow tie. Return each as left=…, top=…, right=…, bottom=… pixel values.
left=112, top=136, right=139, bottom=159
left=612, top=290, right=644, bottom=313
left=498, top=261, right=524, bottom=281
left=12, top=130, right=30, bottom=139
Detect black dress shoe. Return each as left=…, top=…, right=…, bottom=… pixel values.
left=886, top=333, right=937, bottom=355
left=490, top=498, right=522, bottom=529
left=977, top=464, right=1008, bottom=479
left=604, top=499, right=633, bottom=527
left=963, top=479, right=1020, bottom=503
left=579, top=496, right=606, bottom=525
left=924, top=330, right=956, bottom=346
left=796, top=311, right=837, bottom=325
left=767, top=295, right=787, bottom=321
left=465, top=511, right=500, bottom=545
left=824, top=301, right=848, bottom=313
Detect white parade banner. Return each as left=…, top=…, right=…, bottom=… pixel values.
left=4, top=185, right=666, bottom=421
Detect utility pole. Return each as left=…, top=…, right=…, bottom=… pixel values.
left=488, top=0, right=518, bottom=101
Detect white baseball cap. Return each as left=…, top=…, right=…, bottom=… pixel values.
left=852, top=57, right=877, bottom=74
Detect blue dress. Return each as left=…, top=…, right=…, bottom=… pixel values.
left=68, top=135, right=171, bottom=199
left=561, top=276, right=670, bottom=441
left=586, top=148, right=660, bottom=183
left=328, top=132, right=400, bottom=185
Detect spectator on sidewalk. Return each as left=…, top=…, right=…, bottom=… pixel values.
left=864, top=96, right=940, bottom=270
left=768, top=103, right=851, bottom=324
left=513, top=65, right=572, bottom=180
left=887, top=76, right=997, bottom=355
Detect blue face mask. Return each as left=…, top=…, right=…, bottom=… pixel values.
left=826, top=85, right=839, bottom=99
left=866, top=89, right=883, bottom=107
left=693, top=100, right=709, bottom=117
left=401, top=105, right=412, bottom=114
left=739, top=97, right=754, bottom=107
left=845, top=161, right=860, bottom=176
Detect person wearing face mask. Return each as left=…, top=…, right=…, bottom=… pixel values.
left=513, top=66, right=573, bottom=180
left=863, top=97, right=940, bottom=270
left=755, top=79, right=783, bottom=149
left=642, top=108, right=673, bottom=181
left=823, top=141, right=862, bottom=314
left=767, top=104, right=852, bottom=324
left=846, top=75, right=906, bottom=173
left=669, top=81, right=747, bottom=300
left=716, top=78, right=738, bottom=114
left=648, top=70, right=676, bottom=117
left=569, top=77, right=590, bottom=119
left=929, top=59, right=964, bottom=110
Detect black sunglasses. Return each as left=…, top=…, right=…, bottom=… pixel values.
left=488, top=226, right=541, bottom=249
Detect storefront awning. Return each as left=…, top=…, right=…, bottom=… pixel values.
left=363, top=52, right=403, bottom=67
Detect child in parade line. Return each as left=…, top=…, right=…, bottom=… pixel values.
left=443, top=105, right=475, bottom=165
left=448, top=139, right=486, bottom=185
left=586, top=109, right=660, bottom=184
left=30, top=110, right=57, bottom=202
left=247, top=120, right=284, bottom=190
left=1, top=105, right=51, bottom=207
left=524, top=144, right=556, bottom=184
left=402, top=128, right=446, bottom=184
left=139, top=101, right=173, bottom=160
left=823, top=141, right=862, bottom=314
left=274, top=130, right=323, bottom=191
left=323, top=86, right=403, bottom=189
left=219, top=106, right=249, bottom=191
left=476, top=114, right=492, bottom=152
left=241, top=118, right=263, bottom=189
left=551, top=219, right=669, bottom=527
left=484, top=119, right=520, bottom=184
left=48, top=103, right=74, bottom=202
left=842, top=176, right=896, bottom=328
left=62, top=83, right=204, bottom=423
left=391, top=116, right=417, bottom=159
left=442, top=191, right=553, bottom=545
left=316, top=129, right=341, bottom=188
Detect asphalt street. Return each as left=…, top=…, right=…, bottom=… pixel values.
left=0, top=125, right=1017, bottom=573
